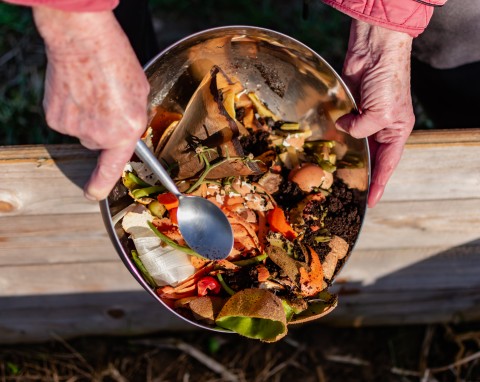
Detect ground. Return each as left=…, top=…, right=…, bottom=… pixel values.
left=1, top=322, right=480, bottom=381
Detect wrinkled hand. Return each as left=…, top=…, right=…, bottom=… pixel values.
left=33, top=7, right=150, bottom=200
left=336, top=19, right=415, bottom=207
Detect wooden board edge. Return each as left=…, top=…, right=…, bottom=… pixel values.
left=408, top=128, right=480, bottom=145
left=0, top=144, right=95, bottom=162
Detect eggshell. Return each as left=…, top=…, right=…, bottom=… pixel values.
left=289, top=163, right=333, bottom=192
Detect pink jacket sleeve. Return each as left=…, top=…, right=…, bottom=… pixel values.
left=322, top=0, right=448, bottom=37
left=4, top=0, right=119, bottom=12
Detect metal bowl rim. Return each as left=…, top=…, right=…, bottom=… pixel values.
left=100, top=25, right=371, bottom=332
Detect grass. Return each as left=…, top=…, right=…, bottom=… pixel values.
left=0, top=4, right=74, bottom=145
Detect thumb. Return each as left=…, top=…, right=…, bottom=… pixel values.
left=336, top=110, right=387, bottom=139
left=84, top=143, right=136, bottom=200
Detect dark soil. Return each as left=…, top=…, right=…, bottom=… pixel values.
left=1, top=322, right=479, bottom=381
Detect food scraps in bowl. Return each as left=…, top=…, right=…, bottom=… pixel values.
left=114, top=65, right=366, bottom=342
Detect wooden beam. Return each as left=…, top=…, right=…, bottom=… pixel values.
left=0, top=131, right=479, bottom=343
left=382, top=131, right=480, bottom=202
left=0, top=213, right=114, bottom=266
left=356, top=198, right=480, bottom=250
left=0, top=144, right=97, bottom=216
left=0, top=291, right=192, bottom=344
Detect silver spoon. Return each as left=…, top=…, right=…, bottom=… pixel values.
left=135, top=140, right=233, bottom=260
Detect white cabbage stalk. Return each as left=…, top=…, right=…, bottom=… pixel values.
left=122, top=206, right=195, bottom=286
left=111, top=203, right=138, bottom=227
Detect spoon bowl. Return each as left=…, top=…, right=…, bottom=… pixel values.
left=134, top=140, right=233, bottom=261
left=176, top=195, right=234, bottom=260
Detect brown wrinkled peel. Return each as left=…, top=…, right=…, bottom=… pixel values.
left=158, top=66, right=262, bottom=180
left=189, top=296, right=227, bottom=325
left=216, top=288, right=288, bottom=342
left=290, top=295, right=338, bottom=324
left=266, top=245, right=301, bottom=283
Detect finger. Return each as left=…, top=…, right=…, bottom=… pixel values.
left=341, top=67, right=362, bottom=102
left=79, top=138, right=102, bottom=150
left=84, top=143, right=136, bottom=200
left=335, top=110, right=388, bottom=139
left=367, top=139, right=406, bottom=208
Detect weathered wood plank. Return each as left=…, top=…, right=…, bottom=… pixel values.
left=355, top=198, right=480, bottom=250
left=381, top=138, right=480, bottom=202
left=0, top=144, right=97, bottom=216
left=327, top=288, right=480, bottom=326
left=0, top=133, right=479, bottom=343
left=328, top=242, right=480, bottom=325
left=1, top=198, right=478, bottom=267
left=2, top=243, right=479, bottom=343
left=0, top=262, right=140, bottom=297
left=0, top=291, right=192, bottom=344
left=0, top=213, right=116, bottom=266
left=342, top=244, right=480, bottom=290
left=1, top=243, right=479, bottom=342
left=1, top=129, right=480, bottom=217
left=405, top=128, right=480, bottom=145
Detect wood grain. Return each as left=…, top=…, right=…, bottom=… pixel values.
left=0, top=291, right=192, bottom=344
left=0, top=261, right=141, bottom=297
left=0, top=131, right=479, bottom=343
left=0, top=144, right=97, bottom=216
left=355, top=199, right=480, bottom=250
left=381, top=140, right=480, bottom=202
left=0, top=213, right=115, bottom=266
left=0, top=129, right=479, bottom=216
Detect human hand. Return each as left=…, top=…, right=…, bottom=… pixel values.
left=336, top=19, right=415, bottom=208
left=32, top=7, right=150, bottom=200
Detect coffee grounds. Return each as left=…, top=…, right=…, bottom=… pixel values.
left=323, top=179, right=362, bottom=247
left=301, top=179, right=363, bottom=280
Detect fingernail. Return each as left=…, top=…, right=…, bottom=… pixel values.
left=84, top=189, right=99, bottom=201
left=335, top=122, right=347, bottom=133
left=367, top=182, right=384, bottom=208
left=335, top=114, right=351, bottom=133
left=84, top=182, right=101, bottom=201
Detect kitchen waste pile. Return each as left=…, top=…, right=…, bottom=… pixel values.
left=114, top=65, right=365, bottom=342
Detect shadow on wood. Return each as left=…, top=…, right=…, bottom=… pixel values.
left=0, top=291, right=193, bottom=344
left=329, top=238, right=480, bottom=326
left=44, top=144, right=97, bottom=191
left=1, top=130, right=479, bottom=344
left=1, top=239, right=479, bottom=344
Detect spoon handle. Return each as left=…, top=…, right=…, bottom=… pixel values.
left=135, top=140, right=181, bottom=197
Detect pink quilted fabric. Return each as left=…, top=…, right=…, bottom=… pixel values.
left=322, top=0, right=448, bottom=37
left=4, top=0, right=119, bottom=12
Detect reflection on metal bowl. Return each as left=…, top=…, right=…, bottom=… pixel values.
left=100, top=26, right=370, bottom=335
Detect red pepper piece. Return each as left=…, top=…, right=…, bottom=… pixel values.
left=157, top=193, right=179, bottom=210
left=197, top=276, right=222, bottom=296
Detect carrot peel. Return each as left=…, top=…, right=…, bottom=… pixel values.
left=267, top=206, right=297, bottom=241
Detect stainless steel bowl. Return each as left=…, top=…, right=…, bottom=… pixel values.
left=100, top=26, right=370, bottom=332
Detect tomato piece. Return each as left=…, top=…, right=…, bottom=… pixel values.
left=157, top=193, right=179, bottom=210
left=169, top=207, right=178, bottom=225
left=197, top=276, right=221, bottom=296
